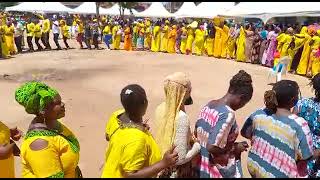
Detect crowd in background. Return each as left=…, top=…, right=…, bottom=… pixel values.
left=0, top=12, right=319, bottom=78
left=0, top=11, right=320, bottom=179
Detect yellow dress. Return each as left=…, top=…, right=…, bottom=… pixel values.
left=167, top=28, right=177, bottom=54
left=0, top=121, right=15, bottom=178
left=236, top=26, right=246, bottom=62
left=220, top=25, right=230, bottom=58
left=308, top=36, right=320, bottom=76
left=160, top=25, right=169, bottom=52
left=112, top=25, right=121, bottom=50
left=0, top=25, right=9, bottom=58
left=226, top=28, right=236, bottom=59
left=297, top=34, right=312, bottom=75
left=186, top=28, right=194, bottom=53
left=101, top=111, right=161, bottom=178
left=204, top=29, right=214, bottom=56
left=194, top=28, right=205, bottom=56
left=21, top=121, right=80, bottom=178
left=151, top=26, right=161, bottom=52
left=180, top=27, right=188, bottom=54
left=144, top=26, right=152, bottom=49
left=213, top=26, right=223, bottom=58
left=4, top=25, right=15, bottom=55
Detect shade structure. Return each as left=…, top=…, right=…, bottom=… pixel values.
left=135, top=2, right=173, bottom=18
left=5, top=2, right=73, bottom=13
left=192, top=2, right=235, bottom=18
left=173, top=2, right=197, bottom=18
left=5, top=2, right=46, bottom=13
left=220, top=2, right=320, bottom=22
left=100, top=3, right=138, bottom=16
left=71, top=2, right=105, bottom=14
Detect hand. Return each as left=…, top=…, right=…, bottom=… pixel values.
left=161, top=145, right=178, bottom=168
left=233, top=141, right=249, bottom=155
left=9, top=139, right=20, bottom=156
left=10, top=127, right=23, bottom=141
left=142, top=118, right=150, bottom=131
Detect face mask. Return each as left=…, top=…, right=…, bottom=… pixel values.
left=184, top=96, right=193, bottom=105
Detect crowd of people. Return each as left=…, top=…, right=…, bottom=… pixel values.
left=0, top=70, right=320, bottom=178
left=0, top=11, right=320, bottom=178
left=0, top=12, right=319, bottom=77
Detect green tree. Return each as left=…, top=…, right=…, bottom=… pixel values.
left=118, top=2, right=138, bottom=16
left=0, top=2, right=18, bottom=11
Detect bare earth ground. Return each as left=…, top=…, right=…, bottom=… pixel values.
left=1, top=39, right=313, bottom=178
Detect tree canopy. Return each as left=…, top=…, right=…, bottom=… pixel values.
left=0, top=2, right=18, bottom=10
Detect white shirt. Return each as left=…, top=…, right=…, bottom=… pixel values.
left=52, top=20, right=60, bottom=34
left=14, top=22, right=24, bottom=37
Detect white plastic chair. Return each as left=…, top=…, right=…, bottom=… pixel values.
left=268, top=56, right=290, bottom=82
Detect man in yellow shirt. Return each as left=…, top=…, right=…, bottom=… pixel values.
left=34, top=19, right=44, bottom=51
left=76, top=19, right=85, bottom=49
left=41, top=14, right=51, bottom=50
left=26, top=17, right=35, bottom=52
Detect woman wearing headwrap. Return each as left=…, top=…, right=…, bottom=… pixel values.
left=186, top=21, right=196, bottom=55
left=262, top=25, right=280, bottom=67
left=220, top=19, right=230, bottom=59
left=297, top=26, right=316, bottom=76
left=60, top=20, right=70, bottom=49
left=213, top=18, right=223, bottom=58
left=154, top=72, right=200, bottom=178
left=136, top=23, right=145, bottom=51
left=144, top=19, right=152, bottom=51
left=151, top=21, right=161, bottom=52
left=160, top=20, right=170, bottom=53
left=276, top=27, right=295, bottom=69
left=16, top=81, right=81, bottom=178
left=179, top=23, right=188, bottom=54
left=244, top=24, right=255, bottom=63
left=307, top=30, right=320, bottom=77
left=236, top=24, right=247, bottom=62
left=258, top=25, right=269, bottom=63
left=34, top=19, right=44, bottom=51
left=0, top=17, right=10, bottom=58
left=112, top=22, right=121, bottom=50
left=4, top=20, right=16, bottom=55
left=194, top=24, right=205, bottom=56
left=123, top=22, right=132, bottom=51
left=226, top=23, right=237, bottom=59
left=167, top=25, right=177, bottom=54
left=204, top=22, right=215, bottom=57
left=289, top=26, right=309, bottom=73
left=0, top=121, right=22, bottom=178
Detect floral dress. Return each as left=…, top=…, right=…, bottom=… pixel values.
left=295, top=98, right=320, bottom=177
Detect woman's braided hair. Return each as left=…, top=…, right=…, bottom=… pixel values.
left=264, top=80, right=299, bottom=113
left=228, top=70, right=253, bottom=102
left=310, top=73, right=320, bottom=102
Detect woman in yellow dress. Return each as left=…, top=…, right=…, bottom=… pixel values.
left=167, top=25, right=177, bottom=54
left=297, top=27, right=315, bottom=76
left=236, top=25, right=246, bottom=62
left=123, top=22, right=132, bottom=51
left=151, top=21, right=161, bottom=52
left=144, top=19, right=152, bottom=51
left=180, top=24, right=188, bottom=54
left=0, top=13, right=10, bottom=58
left=15, top=81, right=82, bottom=178
left=307, top=30, right=320, bottom=77
left=4, top=20, right=16, bottom=55
left=226, top=24, right=237, bottom=59
left=194, top=25, right=205, bottom=56
left=101, top=84, right=178, bottom=178
left=220, top=22, right=230, bottom=59
left=289, top=26, right=309, bottom=73
left=160, top=20, right=170, bottom=53
left=186, top=21, right=196, bottom=55
left=0, top=122, right=22, bottom=178
left=204, top=23, right=215, bottom=57
left=112, top=22, right=121, bottom=50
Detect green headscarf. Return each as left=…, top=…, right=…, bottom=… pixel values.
left=15, top=81, right=59, bottom=115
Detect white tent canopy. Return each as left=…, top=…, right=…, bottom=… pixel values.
left=5, top=2, right=73, bottom=13
left=220, top=2, right=320, bottom=22
left=192, top=2, right=235, bottom=18
left=173, top=2, right=197, bottom=18
left=71, top=2, right=102, bottom=14
left=100, top=3, right=138, bottom=16
left=135, top=2, right=173, bottom=18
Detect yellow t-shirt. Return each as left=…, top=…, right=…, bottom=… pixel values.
left=34, top=24, right=42, bottom=38
left=101, top=110, right=161, bottom=178
left=27, top=22, right=35, bottom=37
left=103, top=25, right=111, bottom=35
left=105, top=109, right=124, bottom=140
left=61, top=25, right=70, bottom=38
left=42, top=19, right=50, bottom=33
left=0, top=121, right=14, bottom=178
left=21, top=121, right=80, bottom=178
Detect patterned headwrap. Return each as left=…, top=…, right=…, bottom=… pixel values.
left=15, top=81, right=59, bottom=115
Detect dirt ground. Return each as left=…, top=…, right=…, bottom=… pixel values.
left=1, top=39, right=313, bottom=178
